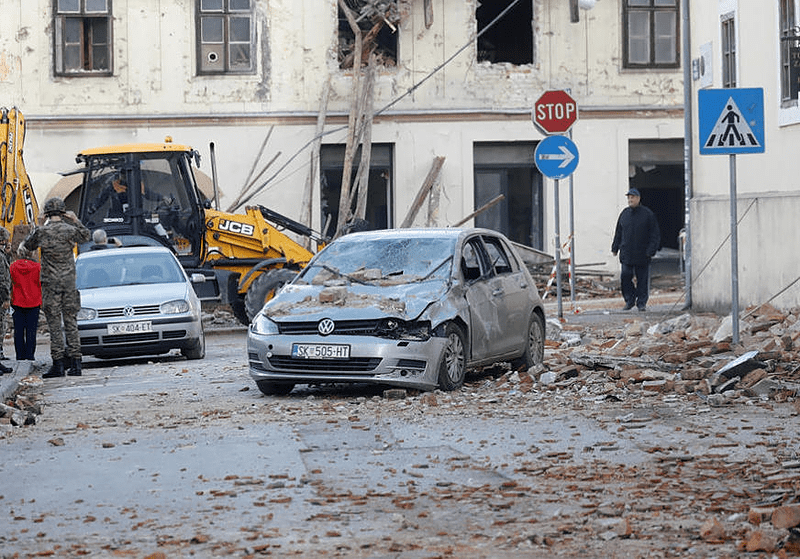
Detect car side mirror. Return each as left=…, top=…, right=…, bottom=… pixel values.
left=190, top=273, right=206, bottom=284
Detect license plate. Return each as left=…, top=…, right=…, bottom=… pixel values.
left=291, top=343, right=350, bottom=359
left=107, top=321, right=153, bottom=335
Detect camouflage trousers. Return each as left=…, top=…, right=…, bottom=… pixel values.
left=42, top=284, right=81, bottom=361
left=0, top=299, right=7, bottom=357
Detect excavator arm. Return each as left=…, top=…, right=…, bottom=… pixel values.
left=0, top=107, right=40, bottom=236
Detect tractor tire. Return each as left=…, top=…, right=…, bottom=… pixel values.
left=230, top=299, right=249, bottom=325
left=244, top=268, right=298, bottom=322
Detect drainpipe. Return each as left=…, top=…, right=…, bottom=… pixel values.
left=681, top=0, right=692, bottom=308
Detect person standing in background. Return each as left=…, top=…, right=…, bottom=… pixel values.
left=21, top=197, right=90, bottom=378
left=0, top=227, right=12, bottom=375
left=10, top=245, right=42, bottom=361
left=611, top=188, right=661, bottom=311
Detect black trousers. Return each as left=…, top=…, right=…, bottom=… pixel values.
left=12, top=305, right=40, bottom=361
left=620, top=262, right=650, bottom=308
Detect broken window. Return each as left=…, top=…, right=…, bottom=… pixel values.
left=780, top=0, right=799, bottom=103
left=623, top=0, right=679, bottom=69
left=196, top=0, right=255, bottom=74
left=473, top=143, right=543, bottom=250
left=54, top=0, right=112, bottom=76
left=320, top=144, right=393, bottom=237
left=338, top=0, right=399, bottom=69
left=476, top=0, right=533, bottom=65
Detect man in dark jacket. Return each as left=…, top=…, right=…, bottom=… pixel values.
left=611, top=188, right=661, bottom=311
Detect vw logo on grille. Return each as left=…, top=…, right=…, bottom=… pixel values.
left=123, top=306, right=135, bottom=317
left=318, top=318, right=335, bottom=336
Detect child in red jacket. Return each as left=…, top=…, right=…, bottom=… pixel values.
left=10, top=246, right=42, bottom=361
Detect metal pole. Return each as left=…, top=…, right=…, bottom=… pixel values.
left=729, top=154, right=739, bottom=344
left=681, top=0, right=692, bottom=308
left=554, top=178, right=563, bottom=319
left=568, top=129, right=576, bottom=305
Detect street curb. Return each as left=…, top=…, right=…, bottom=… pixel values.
left=0, top=360, right=34, bottom=403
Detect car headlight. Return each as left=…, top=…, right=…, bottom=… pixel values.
left=250, top=313, right=279, bottom=335
left=161, top=299, right=190, bottom=314
left=76, top=307, right=97, bottom=321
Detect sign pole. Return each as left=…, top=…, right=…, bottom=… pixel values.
left=568, top=128, right=576, bottom=305
left=554, top=178, right=563, bottom=319
left=729, top=154, right=740, bottom=344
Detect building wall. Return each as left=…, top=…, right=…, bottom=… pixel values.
left=690, top=1, right=800, bottom=311
left=1, top=0, right=684, bottom=280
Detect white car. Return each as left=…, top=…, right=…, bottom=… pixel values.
left=76, top=245, right=206, bottom=360
left=247, top=228, right=545, bottom=395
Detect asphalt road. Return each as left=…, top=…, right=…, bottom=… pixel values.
left=2, top=315, right=797, bottom=557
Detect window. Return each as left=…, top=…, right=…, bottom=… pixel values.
left=337, top=1, right=398, bottom=69
left=476, top=0, right=533, bottom=65
left=780, top=0, right=799, bottom=103
left=721, top=14, right=736, bottom=88
left=623, top=0, right=679, bottom=69
left=473, top=143, right=543, bottom=250
left=320, top=144, right=393, bottom=238
left=54, top=0, right=112, bottom=76
left=197, top=0, right=255, bottom=74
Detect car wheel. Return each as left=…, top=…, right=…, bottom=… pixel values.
left=256, top=380, right=295, bottom=396
left=511, top=312, right=545, bottom=371
left=182, top=331, right=206, bottom=360
left=437, top=323, right=466, bottom=391
left=244, top=268, right=298, bottom=323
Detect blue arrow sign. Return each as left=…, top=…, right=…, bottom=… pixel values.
left=535, top=135, right=579, bottom=179
left=699, top=88, right=764, bottom=155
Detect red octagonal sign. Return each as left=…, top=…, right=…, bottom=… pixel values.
left=533, top=90, right=578, bottom=134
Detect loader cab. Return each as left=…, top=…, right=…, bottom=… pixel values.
left=77, top=143, right=208, bottom=268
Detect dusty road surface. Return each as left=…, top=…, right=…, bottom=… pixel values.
left=2, top=297, right=800, bottom=558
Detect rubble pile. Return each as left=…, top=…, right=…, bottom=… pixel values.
left=0, top=389, right=42, bottom=428
left=539, top=302, right=800, bottom=404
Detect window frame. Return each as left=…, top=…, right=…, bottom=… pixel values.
left=720, top=13, right=736, bottom=88
left=622, top=0, right=680, bottom=70
left=780, top=0, right=799, bottom=105
left=53, top=0, right=113, bottom=77
left=196, top=0, right=256, bottom=75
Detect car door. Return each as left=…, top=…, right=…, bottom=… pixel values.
left=461, top=236, right=503, bottom=362
left=481, top=234, right=531, bottom=356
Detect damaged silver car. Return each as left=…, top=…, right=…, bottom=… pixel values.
left=247, top=228, right=545, bottom=395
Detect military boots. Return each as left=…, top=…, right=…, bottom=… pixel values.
left=42, top=358, right=65, bottom=378
left=66, top=357, right=82, bottom=377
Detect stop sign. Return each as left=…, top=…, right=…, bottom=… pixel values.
left=533, top=90, right=578, bottom=134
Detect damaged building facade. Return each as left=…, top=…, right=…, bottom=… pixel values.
left=0, top=0, right=684, bottom=288
left=688, top=1, right=800, bottom=312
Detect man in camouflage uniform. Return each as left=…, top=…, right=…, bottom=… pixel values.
left=22, top=197, right=90, bottom=378
left=0, top=227, right=12, bottom=375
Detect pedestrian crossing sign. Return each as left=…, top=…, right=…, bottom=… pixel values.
left=699, top=88, right=764, bottom=155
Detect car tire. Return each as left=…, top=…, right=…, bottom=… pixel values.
left=256, top=380, right=295, bottom=396
left=437, top=323, right=466, bottom=391
left=182, top=331, right=206, bottom=360
left=244, top=268, right=298, bottom=323
left=511, top=312, right=545, bottom=371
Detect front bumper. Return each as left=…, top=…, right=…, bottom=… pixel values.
left=78, top=314, right=203, bottom=358
left=247, top=332, right=447, bottom=391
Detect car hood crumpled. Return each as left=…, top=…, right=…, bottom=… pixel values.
left=79, top=282, right=193, bottom=309
left=263, top=280, right=449, bottom=322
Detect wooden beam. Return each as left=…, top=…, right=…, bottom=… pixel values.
left=451, top=194, right=504, bottom=228
left=400, top=156, right=445, bottom=228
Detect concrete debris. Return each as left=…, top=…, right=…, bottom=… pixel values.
left=546, top=303, right=800, bottom=405
left=0, top=393, right=41, bottom=427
